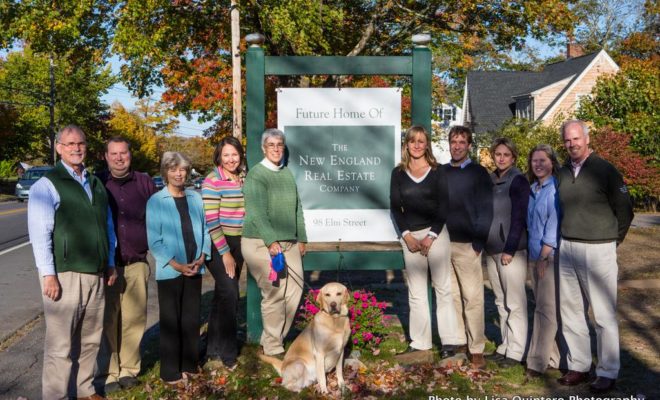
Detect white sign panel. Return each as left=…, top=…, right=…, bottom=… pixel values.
left=278, top=88, right=401, bottom=242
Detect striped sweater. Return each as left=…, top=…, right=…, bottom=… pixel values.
left=202, top=167, right=245, bottom=255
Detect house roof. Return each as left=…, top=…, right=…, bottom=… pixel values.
left=465, top=51, right=602, bottom=134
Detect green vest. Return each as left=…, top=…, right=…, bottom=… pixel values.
left=45, top=162, right=109, bottom=274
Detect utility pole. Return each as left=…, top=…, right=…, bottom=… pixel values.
left=49, top=55, right=57, bottom=164
left=231, top=0, right=242, bottom=140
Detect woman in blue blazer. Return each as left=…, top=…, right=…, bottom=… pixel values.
left=147, top=151, right=211, bottom=384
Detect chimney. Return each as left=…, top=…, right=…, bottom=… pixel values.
left=567, top=42, right=584, bottom=59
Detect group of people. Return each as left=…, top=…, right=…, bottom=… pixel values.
left=28, top=126, right=306, bottom=399
left=28, top=118, right=632, bottom=399
left=391, top=120, right=633, bottom=393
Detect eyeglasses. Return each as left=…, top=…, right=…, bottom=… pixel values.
left=265, top=143, right=285, bottom=149
left=58, top=141, right=87, bottom=148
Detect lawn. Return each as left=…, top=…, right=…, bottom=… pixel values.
left=109, top=226, right=660, bottom=399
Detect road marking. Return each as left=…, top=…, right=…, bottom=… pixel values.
left=0, top=208, right=27, bottom=217
left=0, top=241, right=31, bottom=256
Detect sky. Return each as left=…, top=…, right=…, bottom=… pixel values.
left=102, top=56, right=214, bottom=137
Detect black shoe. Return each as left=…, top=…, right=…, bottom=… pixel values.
left=104, top=381, right=121, bottom=394
left=454, top=344, right=468, bottom=355
left=499, top=357, right=522, bottom=368
left=525, top=368, right=543, bottom=379
left=440, top=346, right=456, bottom=359
left=487, top=352, right=506, bottom=362
left=590, top=376, right=616, bottom=393
left=118, top=376, right=140, bottom=389
left=398, top=345, right=424, bottom=354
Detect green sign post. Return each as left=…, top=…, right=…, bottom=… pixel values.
left=245, top=33, right=432, bottom=342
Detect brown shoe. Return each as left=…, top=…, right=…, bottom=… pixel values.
left=557, top=370, right=590, bottom=386
left=77, top=395, right=106, bottom=400
left=469, top=353, right=486, bottom=369
left=525, top=368, right=543, bottom=379
left=590, top=376, right=616, bottom=393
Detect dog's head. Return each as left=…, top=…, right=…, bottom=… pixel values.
left=316, top=282, right=349, bottom=316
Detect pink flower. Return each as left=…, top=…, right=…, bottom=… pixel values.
left=353, top=339, right=358, bottom=345
left=353, top=291, right=360, bottom=299
left=362, top=332, right=373, bottom=341
left=361, top=302, right=368, bottom=308
left=375, top=337, right=381, bottom=344
left=361, top=293, right=368, bottom=301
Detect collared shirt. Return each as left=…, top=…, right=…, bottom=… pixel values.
left=570, top=150, right=593, bottom=177
left=450, top=158, right=472, bottom=169
left=101, top=170, right=157, bottom=266
left=28, top=162, right=116, bottom=276
left=527, top=175, right=560, bottom=261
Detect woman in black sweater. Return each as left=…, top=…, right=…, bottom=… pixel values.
left=390, top=126, right=460, bottom=358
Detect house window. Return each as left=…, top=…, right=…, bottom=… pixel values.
left=433, top=105, right=457, bottom=126
left=515, top=98, right=533, bottom=120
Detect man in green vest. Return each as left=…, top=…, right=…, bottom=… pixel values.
left=28, top=125, right=117, bottom=400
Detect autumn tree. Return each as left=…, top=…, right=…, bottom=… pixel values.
left=111, top=0, right=577, bottom=139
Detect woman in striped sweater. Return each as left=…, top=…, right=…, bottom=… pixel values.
left=202, top=136, right=246, bottom=370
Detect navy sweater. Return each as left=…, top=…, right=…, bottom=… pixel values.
left=444, top=161, right=494, bottom=252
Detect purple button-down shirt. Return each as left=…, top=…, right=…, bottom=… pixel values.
left=100, top=170, right=157, bottom=266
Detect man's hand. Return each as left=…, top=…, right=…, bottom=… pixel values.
left=42, top=275, right=61, bottom=301
left=536, top=258, right=549, bottom=279
left=298, top=242, right=306, bottom=257
left=106, top=267, right=118, bottom=286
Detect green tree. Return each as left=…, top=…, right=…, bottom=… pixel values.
left=0, top=48, right=114, bottom=163
left=480, top=118, right=565, bottom=172
left=576, top=63, right=659, bottom=163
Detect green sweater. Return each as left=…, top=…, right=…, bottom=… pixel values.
left=558, top=153, right=633, bottom=244
left=242, top=162, right=307, bottom=246
left=46, top=162, right=109, bottom=273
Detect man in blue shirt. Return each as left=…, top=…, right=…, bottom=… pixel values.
left=28, top=125, right=116, bottom=400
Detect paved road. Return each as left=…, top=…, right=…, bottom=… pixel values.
left=0, top=202, right=28, bottom=252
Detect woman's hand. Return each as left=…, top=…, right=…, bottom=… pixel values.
left=403, top=234, right=421, bottom=253
left=419, top=235, right=435, bottom=256
left=222, top=252, right=236, bottom=279
left=268, top=241, right=282, bottom=256
left=535, top=258, right=549, bottom=279
left=500, top=253, right=513, bottom=266
left=298, top=242, right=306, bottom=257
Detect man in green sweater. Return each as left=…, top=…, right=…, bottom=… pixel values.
left=556, top=120, right=633, bottom=393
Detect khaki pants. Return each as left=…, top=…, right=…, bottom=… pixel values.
left=526, top=255, right=560, bottom=373
left=450, top=242, right=486, bottom=354
left=97, top=262, right=149, bottom=384
left=41, top=271, right=105, bottom=400
left=486, top=250, right=528, bottom=361
left=402, top=227, right=459, bottom=350
left=559, top=240, right=619, bottom=379
left=242, top=238, right=304, bottom=356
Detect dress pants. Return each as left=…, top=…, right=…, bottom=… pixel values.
left=97, top=261, right=149, bottom=384
left=486, top=250, right=528, bottom=361
left=559, top=240, right=619, bottom=379
left=526, top=255, right=560, bottom=373
left=242, top=237, right=304, bottom=356
left=41, top=271, right=105, bottom=400
left=450, top=242, right=486, bottom=354
left=157, top=274, right=202, bottom=382
left=206, top=236, right=243, bottom=365
left=401, top=227, right=459, bottom=350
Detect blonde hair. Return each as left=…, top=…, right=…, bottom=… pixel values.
left=398, top=126, right=438, bottom=170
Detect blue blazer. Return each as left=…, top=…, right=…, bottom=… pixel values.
left=147, top=187, right=211, bottom=280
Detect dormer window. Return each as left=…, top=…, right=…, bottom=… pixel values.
left=515, top=97, right=534, bottom=120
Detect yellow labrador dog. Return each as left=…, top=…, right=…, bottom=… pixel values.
left=259, top=282, right=351, bottom=393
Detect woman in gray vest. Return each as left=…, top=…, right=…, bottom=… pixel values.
left=485, top=137, right=530, bottom=367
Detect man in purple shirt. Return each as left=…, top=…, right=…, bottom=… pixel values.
left=96, top=137, right=157, bottom=394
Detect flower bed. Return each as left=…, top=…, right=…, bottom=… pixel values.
left=295, top=288, right=390, bottom=350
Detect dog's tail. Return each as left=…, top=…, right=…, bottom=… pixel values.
left=258, top=354, right=283, bottom=375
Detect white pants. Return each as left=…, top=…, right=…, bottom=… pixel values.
left=486, top=250, right=528, bottom=361
left=526, top=255, right=560, bottom=373
left=559, top=239, right=619, bottom=379
left=402, top=227, right=459, bottom=350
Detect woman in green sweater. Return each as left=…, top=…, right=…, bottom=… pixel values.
left=241, top=128, right=307, bottom=356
